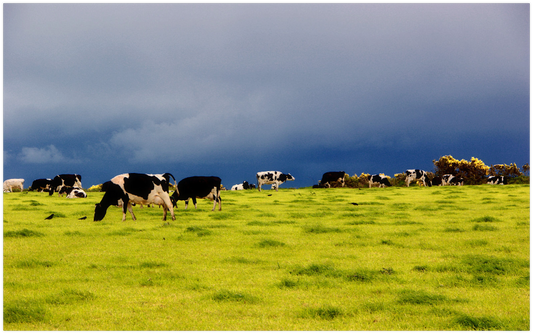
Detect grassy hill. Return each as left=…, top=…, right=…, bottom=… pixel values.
left=3, top=184, right=529, bottom=330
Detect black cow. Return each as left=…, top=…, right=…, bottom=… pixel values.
left=405, top=169, right=431, bottom=187
left=487, top=176, right=508, bottom=185
left=29, top=178, right=52, bottom=192
left=49, top=174, right=82, bottom=195
left=431, top=176, right=443, bottom=186
left=94, top=173, right=176, bottom=221
left=318, top=171, right=346, bottom=188
left=170, top=176, right=222, bottom=211
left=369, top=174, right=391, bottom=188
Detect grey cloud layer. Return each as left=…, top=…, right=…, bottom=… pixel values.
left=4, top=4, right=529, bottom=184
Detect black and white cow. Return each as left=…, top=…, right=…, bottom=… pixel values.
left=368, top=174, right=391, bottom=188
left=94, top=173, right=176, bottom=221
left=318, top=171, right=346, bottom=188
left=170, top=176, right=222, bottom=211
left=256, top=171, right=295, bottom=191
left=443, top=175, right=464, bottom=186
left=49, top=174, right=82, bottom=196
left=29, top=178, right=52, bottom=192
left=405, top=169, right=431, bottom=187
left=231, top=181, right=251, bottom=191
left=59, top=187, right=87, bottom=198
left=3, top=179, right=24, bottom=192
left=487, top=176, right=508, bottom=185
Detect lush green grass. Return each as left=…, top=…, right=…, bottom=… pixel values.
left=3, top=185, right=529, bottom=330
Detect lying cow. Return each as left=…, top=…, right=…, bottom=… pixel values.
left=405, top=169, right=431, bottom=187
left=60, top=187, right=87, bottom=198
left=29, top=178, right=52, bottom=192
left=318, top=171, right=346, bottom=188
left=369, top=174, right=391, bottom=188
left=231, top=181, right=251, bottom=191
left=94, top=173, right=176, bottom=221
left=49, top=174, right=82, bottom=196
left=487, top=176, right=508, bottom=185
left=256, top=171, right=295, bottom=191
left=171, top=176, right=222, bottom=211
left=3, top=179, right=24, bottom=192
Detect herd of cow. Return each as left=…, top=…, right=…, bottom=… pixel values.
left=4, top=168, right=509, bottom=223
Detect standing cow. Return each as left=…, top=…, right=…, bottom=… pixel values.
left=318, top=171, right=346, bottom=188
left=487, top=176, right=508, bottom=185
left=256, top=171, right=295, bottom=191
left=369, top=174, right=391, bottom=188
left=405, top=169, right=431, bottom=187
left=94, top=173, right=176, bottom=221
left=3, top=179, right=24, bottom=192
left=29, top=178, right=52, bottom=192
left=171, top=176, right=222, bottom=211
left=49, top=174, right=82, bottom=195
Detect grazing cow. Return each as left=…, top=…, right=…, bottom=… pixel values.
left=256, top=171, right=295, bottom=191
left=59, top=187, right=87, bottom=198
left=369, top=174, right=391, bottom=188
left=3, top=179, right=24, bottom=192
left=405, top=169, right=431, bottom=187
left=444, top=175, right=464, bottom=186
left=170, top=176, right=222, bottom=211
left=49, top=174, right=82, bottom=195
left=431, top=176, right=443, bottom=186
left=487, top=176, right=508, bottom=185
left=231, top=181, right=251, bottom=191
left=94, top=173, right=176, bottom=221
left=318, top=171, right=346, bottom=188
left=29, top=178, right=52, bottom=192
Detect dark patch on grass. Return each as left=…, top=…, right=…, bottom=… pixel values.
left=108, top=227, right=144, bottom=236
left=393, top=221, right=422, bottom=225
left=472, top=224, right=498, bottom=231
left=412, top=265, right=428, bottom=272
left=454, top=314, right=502, bottom=330
left=224, top=256, right=262, bottom=264
left=211, top=290, right=259, bottom=303
left=185, top=226, right=213, bottom=236
left=397, top=289, right=447, bottom=305
left=346, top=220, right=376, bottom=225
left=299, top=306, right=343, bottom=320
left=357, top=202, right=385, bottom=205
left=64, top=231, right=84, bottom=236
left=14, top=259, right=54, bottom=268
left=44, top=289, right=96, bottom=305
left=4, top=300, right=47, bottom=323
left=277, top=278, right=302, bottom=289
left=139, top=261, right=168, bottom=269
left=346, top=269, right=376, bottom=282
left=4, top=229, right=44, bottom=238
left=291, top=263, right=339, bottom=277
left=256, top=239, right=285, bottom=248
left=210, top=212, right=235, bottom=220
left=23, top=200, right=44, bottom=206
left=472, top=215, right=500, bottom=222
left=444, top=227, right=465, bottom=232
left=247, top=221, right=275, bottom=226
left=461, top=255, right=528, bottom=275
left=303, top=224, right=342, bottom=233
left=465, top=239, right=489, bottom=247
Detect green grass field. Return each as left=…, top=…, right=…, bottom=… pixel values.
left=4, top=184, right=530, bottom=330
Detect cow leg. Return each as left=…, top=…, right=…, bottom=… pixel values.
left=160, top=195, right=175, bottom=221
left=125, top=202, right=136, bottom=221
left=184, top=200, right=189, bottom=209
left=193, top=198, right=198, bottom=209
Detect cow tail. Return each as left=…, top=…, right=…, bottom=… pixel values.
left=166, top=173, right=178, bottom=193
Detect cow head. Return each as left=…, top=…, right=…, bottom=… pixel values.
left=284, top=173, right=295, bottom=182
left=94, top=203, right=107, bottom=221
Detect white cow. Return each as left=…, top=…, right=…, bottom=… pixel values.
left=3, top=179, right=24, bottom=192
